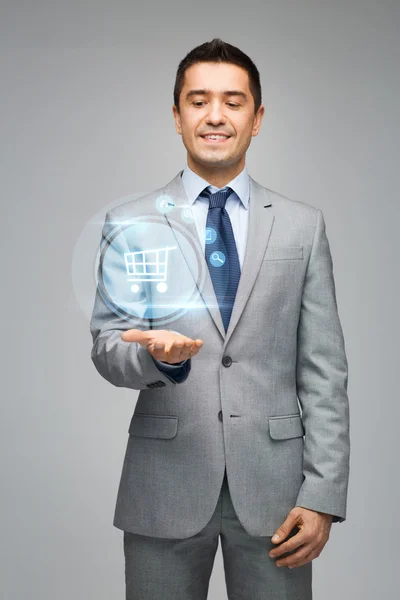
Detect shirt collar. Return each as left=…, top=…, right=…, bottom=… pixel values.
left=181, top=163, right=250, bottom=209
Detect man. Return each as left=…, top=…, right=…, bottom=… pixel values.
left=90, top=38, right=350, bottom=600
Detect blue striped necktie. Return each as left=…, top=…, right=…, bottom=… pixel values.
left=199, top=186, right=241, bottom=332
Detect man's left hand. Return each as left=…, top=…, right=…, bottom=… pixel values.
left=268, top=507, right=333, bottom=568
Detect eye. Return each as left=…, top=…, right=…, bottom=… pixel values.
left=192, top=101, right=239, bottom=108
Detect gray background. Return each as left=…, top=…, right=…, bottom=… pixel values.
left=1, top=0, right=399, bottom=598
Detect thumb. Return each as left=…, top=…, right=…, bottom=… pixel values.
left=271, top=512, right=299, bottom=544
left=120, top=329, right=148, bottom=344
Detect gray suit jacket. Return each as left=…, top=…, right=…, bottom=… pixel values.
left=90, top=170, right=350, bottom=539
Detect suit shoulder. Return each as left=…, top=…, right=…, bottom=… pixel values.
left=264, top=187, right=320, bottom=218
left=106, top=187, right=163, bottom=221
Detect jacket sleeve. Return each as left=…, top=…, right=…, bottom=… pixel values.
left=294, top=209, right=350, bottom=523
left=90, top=210, right=191, bottom=389
left=151, top=356, right=191, bottom=383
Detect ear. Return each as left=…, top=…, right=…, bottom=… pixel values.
left=172, top=105, right=182, bottom=135
left=252, top=104, right=265, bottom=137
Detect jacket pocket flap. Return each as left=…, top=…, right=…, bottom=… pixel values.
left=269, top=414, right=305, bottom=440
left=129, top=413, right=178, bottom=439
left=264, top=246, right=303, bottom=261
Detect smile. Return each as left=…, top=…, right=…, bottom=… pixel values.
left=201, top=135, right=231, bottom=143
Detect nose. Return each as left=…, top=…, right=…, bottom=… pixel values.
left=205, top=101, right=227, bottom=126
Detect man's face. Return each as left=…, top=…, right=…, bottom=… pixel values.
left=173, top=62, right=264, bottom=172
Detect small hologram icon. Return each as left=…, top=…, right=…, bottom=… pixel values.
left=156, top=195, right=175, bottom=214
left=124, top=246, right=177, bottom=293
left=181, top=207, right=194, bottom=223
left=210, top=251, right=226, bottom=267
left=205, top=227, right=217, bottom=244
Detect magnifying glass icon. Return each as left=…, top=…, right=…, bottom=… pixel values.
left=211, top=252, right=224, bottom=263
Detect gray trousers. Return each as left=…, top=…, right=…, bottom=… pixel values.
left=123, top=469, right=312, bottom=599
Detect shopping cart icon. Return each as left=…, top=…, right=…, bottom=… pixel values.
left=124, top=246, right=177, bottom=293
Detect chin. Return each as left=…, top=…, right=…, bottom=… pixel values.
left=201, top=158, right=230, bottom=169
left=196, top=151, right=230, bottom=163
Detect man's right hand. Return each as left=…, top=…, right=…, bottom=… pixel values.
left=120, top=329, right=204, bottom=364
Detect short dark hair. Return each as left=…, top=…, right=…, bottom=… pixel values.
left=173, top=38, right=262, bottom=115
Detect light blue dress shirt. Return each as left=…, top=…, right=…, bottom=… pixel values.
left=152, top=163, right=250, bottom=380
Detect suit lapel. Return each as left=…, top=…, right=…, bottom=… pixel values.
left=162, top=170, right=275, bottom=345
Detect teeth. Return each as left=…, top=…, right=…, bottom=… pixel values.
left=204, top=135, right=229, bottom=140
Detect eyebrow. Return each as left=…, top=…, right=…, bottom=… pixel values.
left=185, top=89, right=248, bottom=101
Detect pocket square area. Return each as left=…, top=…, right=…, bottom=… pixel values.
left=263, top=246, right=303, bottom=261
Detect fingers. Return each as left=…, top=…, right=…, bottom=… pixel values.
left=120, top=329, right=147, bottom=344
left=151, top=336, right=204, bottom=364
left=274, top=542, right=315, bottom=568
left=167, top=338, right=203, bottom=362
left=269, top=529, right=306, bottom=559
left=273, top=537, right=325, bottom=568
left=269, top=526, right=328, bottom=569
left=190, top=339, right=204, bottom=356
left=168, top=338, right=190, bottom=363
left=282, top=547, right=321, bottom=569
left=271, top=512, right=299, bottom=545
left=120, top=329, right=204, bottom=364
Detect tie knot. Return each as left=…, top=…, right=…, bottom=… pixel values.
left=199, top=186, right=233, bottom=209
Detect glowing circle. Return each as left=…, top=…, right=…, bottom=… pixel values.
left=210, top=251, right=226, bottom=267
left=205, top=227, right=217, bottom=244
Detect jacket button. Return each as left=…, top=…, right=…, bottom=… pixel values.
left=222, top=356, right=232, bottom=367
left=218, top=410, right=223, bottom=422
